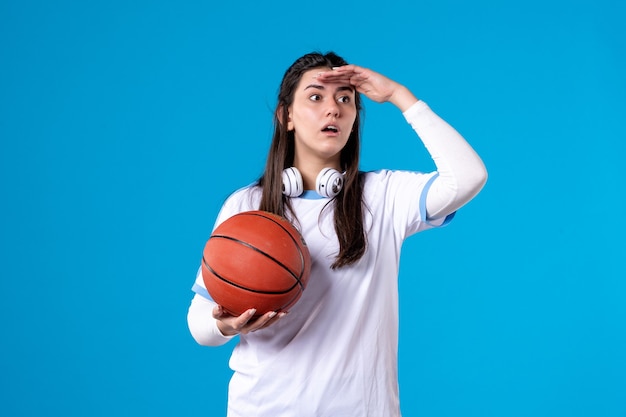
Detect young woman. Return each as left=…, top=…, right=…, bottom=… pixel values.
left=187, top=51, right=487, bottom=416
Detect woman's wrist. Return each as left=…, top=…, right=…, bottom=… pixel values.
left=389, top=85, right=419, bottom=112
left=216, top=319, right=238, bottom=337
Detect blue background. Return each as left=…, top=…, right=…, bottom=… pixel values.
left=1, top=0, right=624, bottom=416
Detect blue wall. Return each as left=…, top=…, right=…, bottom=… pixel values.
left=1, top=0, right=624, bottom=415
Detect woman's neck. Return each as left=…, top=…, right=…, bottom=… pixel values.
left=293, top=158, right=341, bottom=190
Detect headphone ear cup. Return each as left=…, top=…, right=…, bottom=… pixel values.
left=282, top=167, right=304, bottom=197
left=316, top=168, right=344, bottom=198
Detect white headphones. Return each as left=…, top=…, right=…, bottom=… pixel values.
left=282, top=167, right=345, bottom=198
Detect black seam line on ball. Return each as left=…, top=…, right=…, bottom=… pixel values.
left=203, top=256, right=297, bottom=295
left=210, top=231, right=305, bottom=290
left=240, top=212, right=307, bottom=288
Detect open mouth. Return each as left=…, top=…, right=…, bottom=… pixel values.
left=322, top=125, right=339, bottom=133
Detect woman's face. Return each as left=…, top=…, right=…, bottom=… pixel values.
left=287, top=68, right=357, bottom=167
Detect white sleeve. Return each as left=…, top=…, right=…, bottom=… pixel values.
left=187, top=268, right=236, bottom=347
left=403, top=101, right=488, bottom=219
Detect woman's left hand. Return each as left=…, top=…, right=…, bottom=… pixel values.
left=316, top=65, right=418, bottom=111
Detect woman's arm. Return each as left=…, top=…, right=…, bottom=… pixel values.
left=187, top=294, right=235, bottom=347
left=403, top=100, right=487, bottom=219
left=317, top=65, right=487, bottom=219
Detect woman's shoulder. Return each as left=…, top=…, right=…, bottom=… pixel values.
left=221, top=183, right=262, bottom=212
left=228, top=182, right=261, bottom=198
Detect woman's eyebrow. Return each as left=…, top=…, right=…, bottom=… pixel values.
left=304, top=84, right=354, bottom=92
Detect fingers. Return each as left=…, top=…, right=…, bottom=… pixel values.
left=240, top=310, right=286, bottom=334
left=316, top=65, right=366, bottom=83
left=331, top=64, right=364, bottom=76
left=213, top=305, right=285, bottom=336
left=316, top=65, right=394, bottom=102
left=211, top=304, right=225, bottom=319
left=212, top=306, right=255, bottom=336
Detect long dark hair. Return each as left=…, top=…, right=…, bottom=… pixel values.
left=258, top=51, right=366, bottom=269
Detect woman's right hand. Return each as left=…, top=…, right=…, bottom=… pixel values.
left=316, top=65, right=418, bottom=112
left=213, top=305, right=284, bottom=336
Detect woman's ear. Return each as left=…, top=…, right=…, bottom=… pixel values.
left=287, top=113, right=294, bottom=131
left=276, top=105, right=294, bottom=131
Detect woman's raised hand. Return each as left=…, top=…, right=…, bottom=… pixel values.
left=316, top=65, right=418, bottom=112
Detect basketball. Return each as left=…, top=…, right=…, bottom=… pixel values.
left=201, top=210, right=312, bottom=318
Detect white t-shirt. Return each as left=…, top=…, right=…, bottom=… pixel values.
left=191, top=170, right=451, bottom=417
left=189, top=100, right=487, bottom=416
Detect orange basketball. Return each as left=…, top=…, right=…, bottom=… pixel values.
left=201, top=210, right=311, bottom=318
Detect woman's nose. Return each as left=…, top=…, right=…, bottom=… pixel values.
left=326, top=102, right=340, bottom=117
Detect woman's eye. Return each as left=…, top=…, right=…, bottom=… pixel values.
left=309, top=94, right=322, bottom=101
left=338, top=96, right=351, bottom=104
